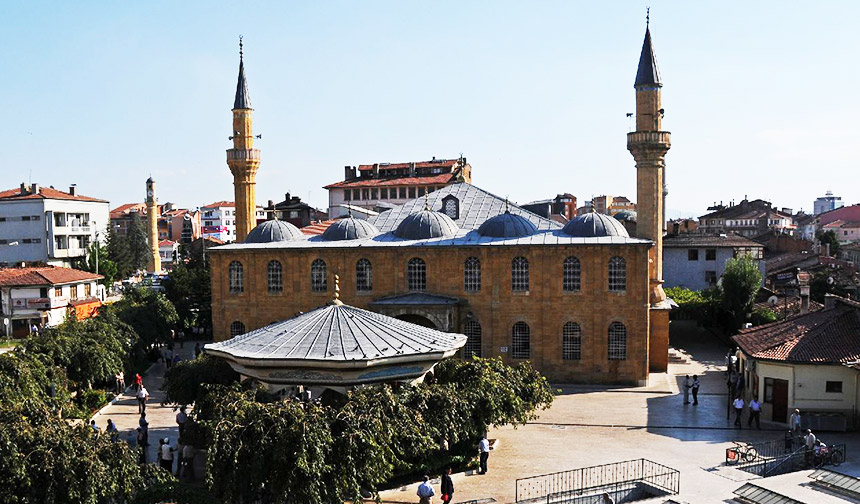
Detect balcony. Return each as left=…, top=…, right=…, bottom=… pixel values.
left=52, top=225, right=92, bottom=235
left=627, top=131, right=671, bottom=148
left=226, top=149, right=261, bottom=161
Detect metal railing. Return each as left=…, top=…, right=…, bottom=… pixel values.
left=739, top=443, right=847, bottom=478
left=515, top=459, right=680, bottom=503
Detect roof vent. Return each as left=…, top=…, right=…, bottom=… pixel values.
left=31, top=183, right=40, bottom=195
left=69, top=184, right=77, bottom=196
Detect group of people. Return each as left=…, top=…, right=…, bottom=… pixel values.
left=415, top=435, right=492, bottom=503
left=681, top=375, right=701, bottom=405
left=732, top=395, right=763, bottom=429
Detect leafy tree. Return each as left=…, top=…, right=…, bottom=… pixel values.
left=750, top=307, right=779, bottom=326
left=162, top=354, right=239, bottom=406
left=107, top=226, right=134, bottom=279
left=163, top=256, right=212, bottom=333
left=0, top=350, right=69, bottom=415
left=817, top=229, right=841, bottom=257
left=721, top=255, right=763, bottom=330
left=74, top=240, right=118, bottom=285
left=127, top=212, right=151, bottom=273
left=110, top=286, right=179, bottom=352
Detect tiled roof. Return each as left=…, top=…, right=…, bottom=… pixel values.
left=110, top=202, right=148, bottom=218
left=356, top=159, right=458, bottom=172
left=201, top=201, right=235, bottom=208
left=663, top=234, right=764, bottom=248
left=0, top=186, right=107, bottom=203
left=699, top=200, right=791, bottom=221
left=733, top=300, right=860, bottom=364
left=301, top=220, right=337, bottom=235
left=324, top=173, right=455, bottom=189
left=0, top=266, right=102, bottom=287
left=158, top=240, right=177, bottom=246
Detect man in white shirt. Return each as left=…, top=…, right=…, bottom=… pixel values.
left=748, top=397, right=762, bottom=429
left=733, top=397, right=745, bottom=428
left=137, top=386, right=149, bottom=414
left=478, top=435, right=490, bottom=475
left=682, top=375, right=691, bottom=405
left=160, top=437, right=175, bottom=473
left=416, top=475, right=435, bottom=504
left=789, top=409, right=802, bottom=435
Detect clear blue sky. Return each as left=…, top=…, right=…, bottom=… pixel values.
left=2, top=1, right=858, bottom=217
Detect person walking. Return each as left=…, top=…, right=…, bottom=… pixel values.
left=194, top=342, right=201, bottom=358
left=106, top=419, right=119, bottom=442
left=682, top=375, right=691, bottom=405
left=181, top=442, right=196, bottom=479
left=176, top=406, right=188, bottom=437
left=160, top=438, right=175, bottom=473
left=789, top=409, right=802, bottom=435
left=733, top=396, right=745, bottom=428
left=748, top=397, right=762, bottom=429
left=134, top=373, right=142, bottom=393
left=478, top=435, right=491, bottom=475
left=804, top=429, right=816, bottom=464
left=136, top=427, right=148, bottom=464
left=417, top=475, right=435, bottom=504
left=115, top=371, right=125, bottom=395
left=90, top=419, right=100, bottom=436
left=440, top=467, right=454, bottom=504
left=137, top=385, right=149, bottom=414
left=691, top=375, right=700, bottom=405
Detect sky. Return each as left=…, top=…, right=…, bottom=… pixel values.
left=2, top=1, right=859, bottom=218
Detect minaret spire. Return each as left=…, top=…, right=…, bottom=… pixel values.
left=234, top=36, right=252, bottom=110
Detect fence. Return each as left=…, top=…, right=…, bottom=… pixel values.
left=515, top=459, right=680, bottom=503
left=737, top=440, right=847, bottom=478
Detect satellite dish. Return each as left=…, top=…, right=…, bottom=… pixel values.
left=768, top=296, right=779, bottom=306
left=827, top=276, right=835, bottom=285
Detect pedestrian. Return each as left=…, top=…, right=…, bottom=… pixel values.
left=440, top=467, right=454, bottom=504
left=784, top=430, right=794, bottom=453
left=179, top=330, right=185, bottom=348
left=136, top=427, right=148, bottom=464
left=682, top=375, right=691, bottom=405
left=789, top=409, right=802, bottom=435
left=172, top=354, right=180, bottom=367
left=165, top=349, right=173, bottom=369
left=602, top=493, right=616, bottom=504
left=134, top=373, right=142, bottom=392
left=160, top=437, right=175, bottom=472
left=194, top=342, right=201, bottom=358
left=106, top=419, right=119, bottom=442
left=733, top=396, right=745, bottom=428
left=139, top=412, right=149, bottom=429
left=416, top=475, right=435, bottom=504
left=748, top=397, right=761, bottom=429
left=181, top=442, right=196, bottom=479
left=115, top=371, right=124, bottom=395
left=691, top=375, right=700, bottom=405
left=176, top=406, right=188, bottom=437
left=478, top=434, right=491, bottom=474
left=805, top=429, right=817, bottom=464
left=90, top=419, right=100, bottom=436
left=126, top=429, right=138, bottom=449
left=137, top=385, right=149, bottom=414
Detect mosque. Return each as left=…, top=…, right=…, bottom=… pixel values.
left=208, top=22, right=672, bottom=385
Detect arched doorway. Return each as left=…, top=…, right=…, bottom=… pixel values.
left=395, top=314, right=438, bottom=329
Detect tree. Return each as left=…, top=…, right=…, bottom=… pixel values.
left=74, top=241, right=118, bottom=285
left=721, top=255, right=763, bottom=330
left=106, top=226, right=133, bottom=279
left=817, top=229, right=841, bottom=257
left=162, top=354, right=239, bottom=406
left=127, top=212, right=150, bottom=273
left=110, top=286, right=179, bottom=353
left=163, top=257, right=212, bottom=333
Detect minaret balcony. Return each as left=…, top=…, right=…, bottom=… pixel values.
left=627, top=131, right=671, bottom=149
left=226, top=149, right=261, bottom=161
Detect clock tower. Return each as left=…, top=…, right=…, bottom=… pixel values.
left=146, top=177, right=161, bottom=273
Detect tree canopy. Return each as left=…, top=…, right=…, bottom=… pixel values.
left=721, top=255, right=763, bottom=330
left=126, top=212, right=151, bottom=273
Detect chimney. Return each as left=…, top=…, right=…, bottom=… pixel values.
left=284, top=193, right=291, bottom=203
left=267, top=199, right=274, bottom=208
left=19, top=182, right=26, bottom=195
left=409, top=162, right=416, bottom=176
left=824, top=293, right=838, bottom=310
left=344, top=166, right=356, bottom=180
left=69, top=184, right=77, bottom=196
left=372, top=163, right=380, bottom=177
left=31, top=183, right=40, bottom=195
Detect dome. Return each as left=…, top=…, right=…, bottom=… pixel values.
left=477, top=211, right=538, bottom=238
left=244, top=219, right=303, bottom=243
left=394, top=210, right=459, bottom=240
left=321, top=217, right=379, bottom=241
left=562, top=212, right=630, bottom=238
left=613, top=210, right=637, bottom=222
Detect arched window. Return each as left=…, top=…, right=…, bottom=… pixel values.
left=511, top=256, right=529, bottom=292
left=608, top=256, right=626, bottom=292
left=562, top=322, right=582, bottom=361
left=311, top=259, right=327, bottom=292
left=563, top=256, right=581, bottom=292
left=407, top=257, right=426, bottom=291
left=228, top=261, right=243, bottom=293
left=512, top=321, right=530, bottom=359
left=229, top=321, right=245, bottom=337
left=463, top=320, right=482, bottom=358
left=464, top=256, right=481, bottom=292
left=608, top=322, right=627, bottom=360
left=356, top=258, right=372, bottom=292
left=267, top=260, right=283, bottom=293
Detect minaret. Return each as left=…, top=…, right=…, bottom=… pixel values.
left=627, top=15, right=670, bottom=306
left=145, top=177, right=162, bottom=273
left=227, top=37, right=261, bottom=243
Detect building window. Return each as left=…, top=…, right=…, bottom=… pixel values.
left=608, top=322, right=627, bottom=360
left=408, top=187, right=416, bottom=198
left=84, top=284, right=91, bottom=297
left=228, top=261, right=243, bottom=293
left=70, top=285, right=78, bottom=299
left=399, top=187, right=407, bottom=199
left=512, top=256, right=529, bottom=292
left=464, top=256, right=481, bottom=292
left=371, top=189, right=378, bottom=200
left=512, top=321, right=530, bottom=359
left=443, top=196, right=459, bottom=219
left=706, top=249, right=716, bottom=261
left=230, top=321, right=245, bottom=337
left=563, top=256, right=581, bottom=292
left=705, top=271, right=717, bottom=286
left=356, top=258, right=372, bottom=291
left=463, top=320, right=482, bottom=358
left=418, top=187, right=426, bottom=197
left=688, top=249, right=699, bottom=261
left=380, top=188, right=388, bottom=199
left=362, top=189, right=369, bottom=200
left=826, top=381, right=843, bottom=393
left=407, top=257, right=426, bottom=291
left=344, top=189, right=351, bottom=201
left=54, top=287, right=62, bottom=297
left=608, top=257, right=626, bottom=292
left=562, top=322, right=582, bottom=361
left=311, top=259, right=327, bottom=292
left=267, top=260, right=283, bottom=293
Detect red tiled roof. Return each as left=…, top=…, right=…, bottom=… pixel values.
left=158, top=240, right=177, bottom=246
left=324, top=173, right=455, bottom=189
left=0, top=266, right=103, bottom=287
left=201, top=201, right=235, bottom=208
left=0, top=186, right=107, bottom=203
left=733, top=300, right=860, bottom=364
left=301, top=219, right=337, bottom=235
left=110, top=202, right=148, bottom=219
left=356, top=159, right=458, bottom=172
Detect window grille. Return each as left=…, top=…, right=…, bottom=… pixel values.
left=311, top=259, right=327, bottom=292
left=563, top=256, right=581, bottom=292
left=464, top=256, right=481, bottom=292
left=356, top=258, right=373, bottom=291
left=463, top=320, right=482, bottom=358
left=407, top=257, right=426, bottom=291
left=512, top=256, right=529, bottom=292
left=512, top=321, right=530, bottom=359
left=608, top=322, right=627, bottom=360
left=608, top=256, right=626, bottom=292
left=562, top=322, right=582, bottom=360
left=230, top=321, right=245, bottom=337
left=267, top=260, right=283, bottom=293
left=229, top=261, right=243, bottom=293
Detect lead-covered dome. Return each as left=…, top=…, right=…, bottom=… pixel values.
left=477, top=211, right=538, bottom=238
left=394, top=210, right=459, bottom=240
left=321, top=217, right=379, bottom=241
left=245, top=219, right=303, bottom=243
left=562, top=212, right=630, bottom=238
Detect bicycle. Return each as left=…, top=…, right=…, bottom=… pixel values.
left=813, top=445, right=844, bottom=468
left=726, top=441, right=759, bottom=465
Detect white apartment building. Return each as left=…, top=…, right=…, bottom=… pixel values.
left=159, top=240, right=180, bottom=266
left=200, top=201, right=264, bottom=243
left=0, top=184, right=110, bottom=267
